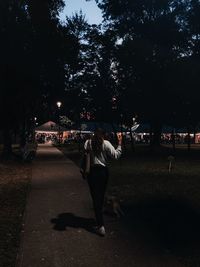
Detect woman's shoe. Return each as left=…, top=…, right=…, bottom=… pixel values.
left=94, top=226, right=106, bottom=236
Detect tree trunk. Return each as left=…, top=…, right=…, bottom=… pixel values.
left=2, top=127, right=12, bottom=159
left=122, top=134, right=127, bottom=152
left=193, top=127, right=196, bottom=144
left=149, top=127, right=153, bottom=148
left=187, top=127, right=191, bottom=152
left=151, top=122, right=162, bottom=147
left=129, top=127, right=135, bottom=152
left=78, top=128, right=82, bottom=153
left=111, top=123, right=118, bottom=145
left=120, top=120, right=126, bottom=152
left=171, top=129, right=176, bottom=153
left=20, top=120, right=26, bottom=148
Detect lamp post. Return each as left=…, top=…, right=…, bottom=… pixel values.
left=34, top=117, right=37, bottom=142
left=129, top=115, right=138, bottom=152
left=56, top=101, right=62, bottom=144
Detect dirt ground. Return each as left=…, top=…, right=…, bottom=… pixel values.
left=0, top=162, right=31, bottom=267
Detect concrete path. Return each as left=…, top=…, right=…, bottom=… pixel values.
left=17, top=144, right=184, bottom=267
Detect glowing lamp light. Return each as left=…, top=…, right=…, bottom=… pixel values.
left=57, top=101, right=62, bottom=109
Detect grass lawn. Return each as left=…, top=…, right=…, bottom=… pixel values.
left=109, top=151, right=200, bottom=202
left=59, top=143, right=200, bottom=266
left=59, top=143, right=200, bottom=198
left=59, top=143, right=200, bottom=202
left=0, top=156, right=31, bottom=267
left=58, top=143, right=200, bottom=202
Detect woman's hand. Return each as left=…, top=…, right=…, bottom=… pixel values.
left=117, top=133, right=123, bottom=145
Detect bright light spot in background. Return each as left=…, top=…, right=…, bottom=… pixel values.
left=56, top=101, right=62, bottom=108
left=116, top=38, right=123, bottom=45
left=60, top=0, right=103, bottom=25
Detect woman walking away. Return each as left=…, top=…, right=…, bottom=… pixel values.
left=84, top=128, right=122, bottom=236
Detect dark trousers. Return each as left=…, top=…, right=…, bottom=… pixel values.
left=88, top=165, right=109, bottom=226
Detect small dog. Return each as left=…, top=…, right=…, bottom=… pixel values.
left=104, top=195, right=124, bottom=218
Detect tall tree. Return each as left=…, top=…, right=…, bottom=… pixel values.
left=63, top=15, right=118, bottom=125
left=95, top=0, right=190, bottom=145
left=0, top=0, right=80, bottom=157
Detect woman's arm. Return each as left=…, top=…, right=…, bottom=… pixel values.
left=104, top=139, right=122, bottom=159
left=84, top=139, right=90, bottom=151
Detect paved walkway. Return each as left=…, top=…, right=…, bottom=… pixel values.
left=17, top=144, right=184, bottom=267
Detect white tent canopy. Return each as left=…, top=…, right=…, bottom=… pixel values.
left=35, top=121, right=67, bottom=134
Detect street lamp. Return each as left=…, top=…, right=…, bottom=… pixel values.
left=57, top=101, right=62, bottom=109
left=56, top=101, right=62, bottom=144
left=34, top=117, right=37, bottom=142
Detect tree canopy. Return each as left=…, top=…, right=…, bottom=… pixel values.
left=1, top=0, right=200, bottom=155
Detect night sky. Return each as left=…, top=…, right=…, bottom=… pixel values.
left=60, top=0, right=103, bottom=24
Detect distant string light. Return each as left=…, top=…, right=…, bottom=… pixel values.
left=56, top=101, right=62, bottom=109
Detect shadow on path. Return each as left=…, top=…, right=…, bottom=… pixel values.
left=121, top=196, right=200, bottom=265
left=51, top=213, right=96, bottom=234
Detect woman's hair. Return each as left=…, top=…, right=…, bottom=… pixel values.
left=91, top=128, right=104, bottom=155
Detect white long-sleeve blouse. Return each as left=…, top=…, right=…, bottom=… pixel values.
left=84, top=139, right=122, bottom=167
